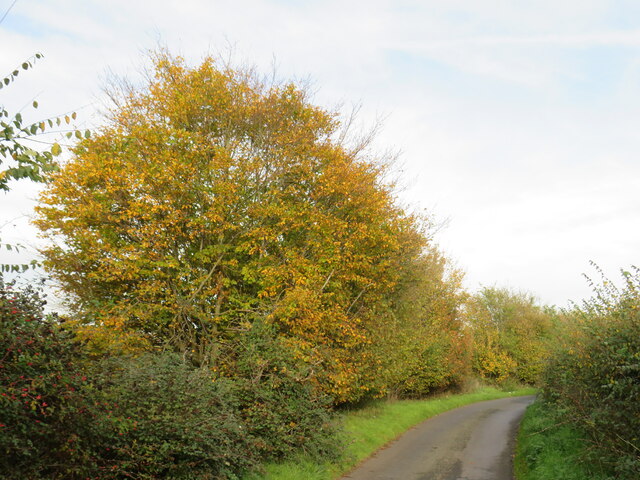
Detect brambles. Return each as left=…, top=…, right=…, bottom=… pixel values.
left=86, top=353, right=257, bottom=479
left=0, top=53, right=89, bottom=192
left=1, top=53, right=90, bottom=277
left=1, top=54, right=59, bottom=191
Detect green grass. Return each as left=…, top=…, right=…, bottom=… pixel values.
left=244, top=386, right=537, bottom=480
left=515, top=400, right=612, bottom=480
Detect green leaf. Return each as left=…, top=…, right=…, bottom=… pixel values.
left=71, top=112, right=77, bottom=120
left=84, top=130, right=91, bottom=139
left=75, top=130, right=82, bottom=139
left=51, top=143, right=62, bottom=156
left=22, top=62, right=29, bottom=70
left=32, top=101, right=38, bottom=109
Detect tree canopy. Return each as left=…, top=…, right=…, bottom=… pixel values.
left=35, top=52, right=442, bottom=402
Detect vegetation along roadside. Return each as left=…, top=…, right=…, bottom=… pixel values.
left=245, top=386, right=537, bottom=480
left=515, top=266, right=640, bottom=480
left=2, top=47, right=637, bottom=479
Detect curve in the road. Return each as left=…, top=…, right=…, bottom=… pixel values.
left=341, top=395, right=535, bottom=480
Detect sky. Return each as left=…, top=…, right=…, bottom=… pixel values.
left=1, top=0, right=640, bottom=308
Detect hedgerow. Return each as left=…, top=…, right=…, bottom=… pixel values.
left=86, top=353, right=256, bottom=480
left=543, top=266, right=640, bottom=479
left=0, top=281, right=340, bottom=479
left=0, top=280, right=92, bottom=479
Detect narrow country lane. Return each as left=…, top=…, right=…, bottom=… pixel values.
left=341, top=395, right=535, bottom=480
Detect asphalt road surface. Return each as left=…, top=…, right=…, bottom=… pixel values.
left=341, top=395, right=535, bottom=480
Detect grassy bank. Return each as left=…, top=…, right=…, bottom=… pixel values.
left=515, top=400, right=612, bottom=480
left=245, top=386, right=536, bottom=480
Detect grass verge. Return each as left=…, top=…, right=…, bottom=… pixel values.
left=514, top=399, right=612, bottom=480
left=244, top=386, right=537, bottom=480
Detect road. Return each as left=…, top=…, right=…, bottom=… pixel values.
left=341, top=395, right=535, bottom=480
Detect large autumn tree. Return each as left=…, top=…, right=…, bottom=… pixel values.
left=35, top=52, right=432, bottom=402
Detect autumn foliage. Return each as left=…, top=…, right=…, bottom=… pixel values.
left=35, top=52, right=463, bottom=403
left=6, top=48, right=621, bottom=478
left=466, top=288, right=553, bottom=385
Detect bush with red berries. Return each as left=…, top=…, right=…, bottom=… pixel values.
left=0, top=280, right=92, bottom=479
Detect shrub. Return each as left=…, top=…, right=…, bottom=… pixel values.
left=0, top=280, right=92, bottom=479
left=230, top=320, right=340, bottom=461
left=84, top=334, right=340, bottom=478
left=543, top=267, right=640, bottom=478
left=0, top=279, right=340, bottom=479
left=86, top=352, right=256, bottom=480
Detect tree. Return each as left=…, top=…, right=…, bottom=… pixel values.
left=467, top=287, right=552, bottom=384
left=375, top=248, right=470, bottom=397
left=35, top=51, right=430, bottom=402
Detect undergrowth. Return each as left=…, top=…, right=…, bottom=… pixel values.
left=515, top=400, right=613, bottom=480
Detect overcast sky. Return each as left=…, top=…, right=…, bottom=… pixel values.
left=2, top=0, right=640, bottom=307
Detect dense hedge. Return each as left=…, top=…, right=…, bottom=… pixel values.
left=230, top=320, right=338, bottom=460
left=0, top=280, right=91, bottom=478
left=543, top=268, right=640, bottom=479
left=0, top=282, right=339, bottom=479
left=86, top=353, right=256, bottom=479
